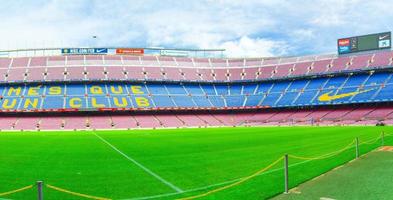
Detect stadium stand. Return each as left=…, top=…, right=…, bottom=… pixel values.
left=0, top=49, right=393, bottom=130
left=1, top=105, right=393, bottom=130
left=0, top=50, right=391, bottom=83
left=0, top=71, right=393, bottom=111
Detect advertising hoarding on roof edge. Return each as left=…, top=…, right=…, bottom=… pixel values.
left=116, top=48, right=144, bottom=55
left=338, top=32, right=391, bottom=55
left=160, top=50, right=189, bottom=57
left=61, top=48, right=108, bottom=54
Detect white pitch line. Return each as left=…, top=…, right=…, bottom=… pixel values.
left=93, top=132, right=183, bottom=192
left=125, top=159, right=313, bottom=200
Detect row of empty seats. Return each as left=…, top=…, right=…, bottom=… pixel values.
left=1, top=106, right=392, bottom=130
left=0, top=51, right=392, bottom=83
left=1, top=71, right=393, bottom=110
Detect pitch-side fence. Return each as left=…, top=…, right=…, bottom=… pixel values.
left=0, top=132, right=392, bottom=200
left=180, top=131, right=392, bottom=200
left=0, top=181, right=111, bottom=200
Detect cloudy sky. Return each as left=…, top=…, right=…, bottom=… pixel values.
left=0, top=0, right=391, bottom=57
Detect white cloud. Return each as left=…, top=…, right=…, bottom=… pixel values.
left=219, top=36, right=288, bottom=57
left=140, top=6, right=275, bottom=48
left=293, top=29, right=315, bottom=39
left=309, top=1, right=349, bottom=27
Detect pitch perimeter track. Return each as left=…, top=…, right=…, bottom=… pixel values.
left=272, top=149, right=393, bottom=200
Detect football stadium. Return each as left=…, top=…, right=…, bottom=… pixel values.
left=1, top=1, right=393, bottom=200
left=1, top=38, right=393, bottom=200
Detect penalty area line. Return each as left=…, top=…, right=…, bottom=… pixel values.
left=93, top=132, right=183, bottom=193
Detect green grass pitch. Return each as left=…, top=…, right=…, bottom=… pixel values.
left=0, top=126, right=392, bottom=200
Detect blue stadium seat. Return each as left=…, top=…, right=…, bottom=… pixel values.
left=244, top=95, right=262, bottom=106
left=48, top=85, right=66, bottom=95
left=87, top=84, right=108, bottom=95
left=364, top=73, right=390, bottom=85
left=332, top=87, right=360, bottom=103
left=3, top=85, right=26, bottom=97
left=172, top=96, right=196, bottom=107
left=65, top=97, right=87, bottom=109
left=166, top=84, right=187, bottom=94
left=43, top=96, right=64, bottom=109
left=269, top=82, right=289, bottom=93
left=151, top=95, right=174, bottom=107
left=184, top=85, right=204, bottom=95
left=131, top=95, right=154, bottom=108
left=108, top=96, right=133, bottom=108
left=86, top=97, right=110, bottom=108
left=260, top=93, right=281, bottom=106
left=229, top=85, right=242, bottom=95
left=242, top=84, right=257, bottom=95
left=384, top=75, right=393, bottom=84
left=287, top=80, right=308, bottom=92
left=208, top=96, right=226, bottom=107
left=323, top=76, right=348, bottom=89
left=192, top=96, right=212, bottom=107
left=305, top=78, right=328, bottom=90
left=294, top=90, right=317, bottom=106
left=0, top=85, right=5, bottom=96
left=25, top=84, right=45, bottom=96
left=146, top=84, right=167, bottom=95
left=373, top=84, right=393, bottom=101
left=226, top=95, right=245, bottom=107
left=200, top=85, right=216, bottom=95
left=313, top=89, right=335, bottom=105
left=256, top=83, right=274, bottom=94
left=343, top=74, right=369, bottom=87
left=1, top=97, right=21, bottom=110
left=215, top=85, right=229, bottom=96
left=67, top=84, right=86, bottom=95
left=276, top=92, right=299, bottom=106
left=22, top=97, right=42, bottom=110
left=107, top=84, right=128, bottom=95
left=351, top=86, right=380, bottom=103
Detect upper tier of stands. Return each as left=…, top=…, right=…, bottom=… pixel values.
left=0, top=50, right=392, bottom=83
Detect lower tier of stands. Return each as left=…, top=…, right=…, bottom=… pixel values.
left=1, top=105, right=393, bottom=130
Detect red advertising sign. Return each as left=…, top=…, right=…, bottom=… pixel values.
left=116, top=48, right=144, bottom=55
left=338, top=39, right=350, bottom=46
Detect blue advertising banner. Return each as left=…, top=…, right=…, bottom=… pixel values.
left=61, top=48, right=108, bottom=54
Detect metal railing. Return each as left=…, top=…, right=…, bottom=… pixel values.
left=0, top=47, right=226, bottom=58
